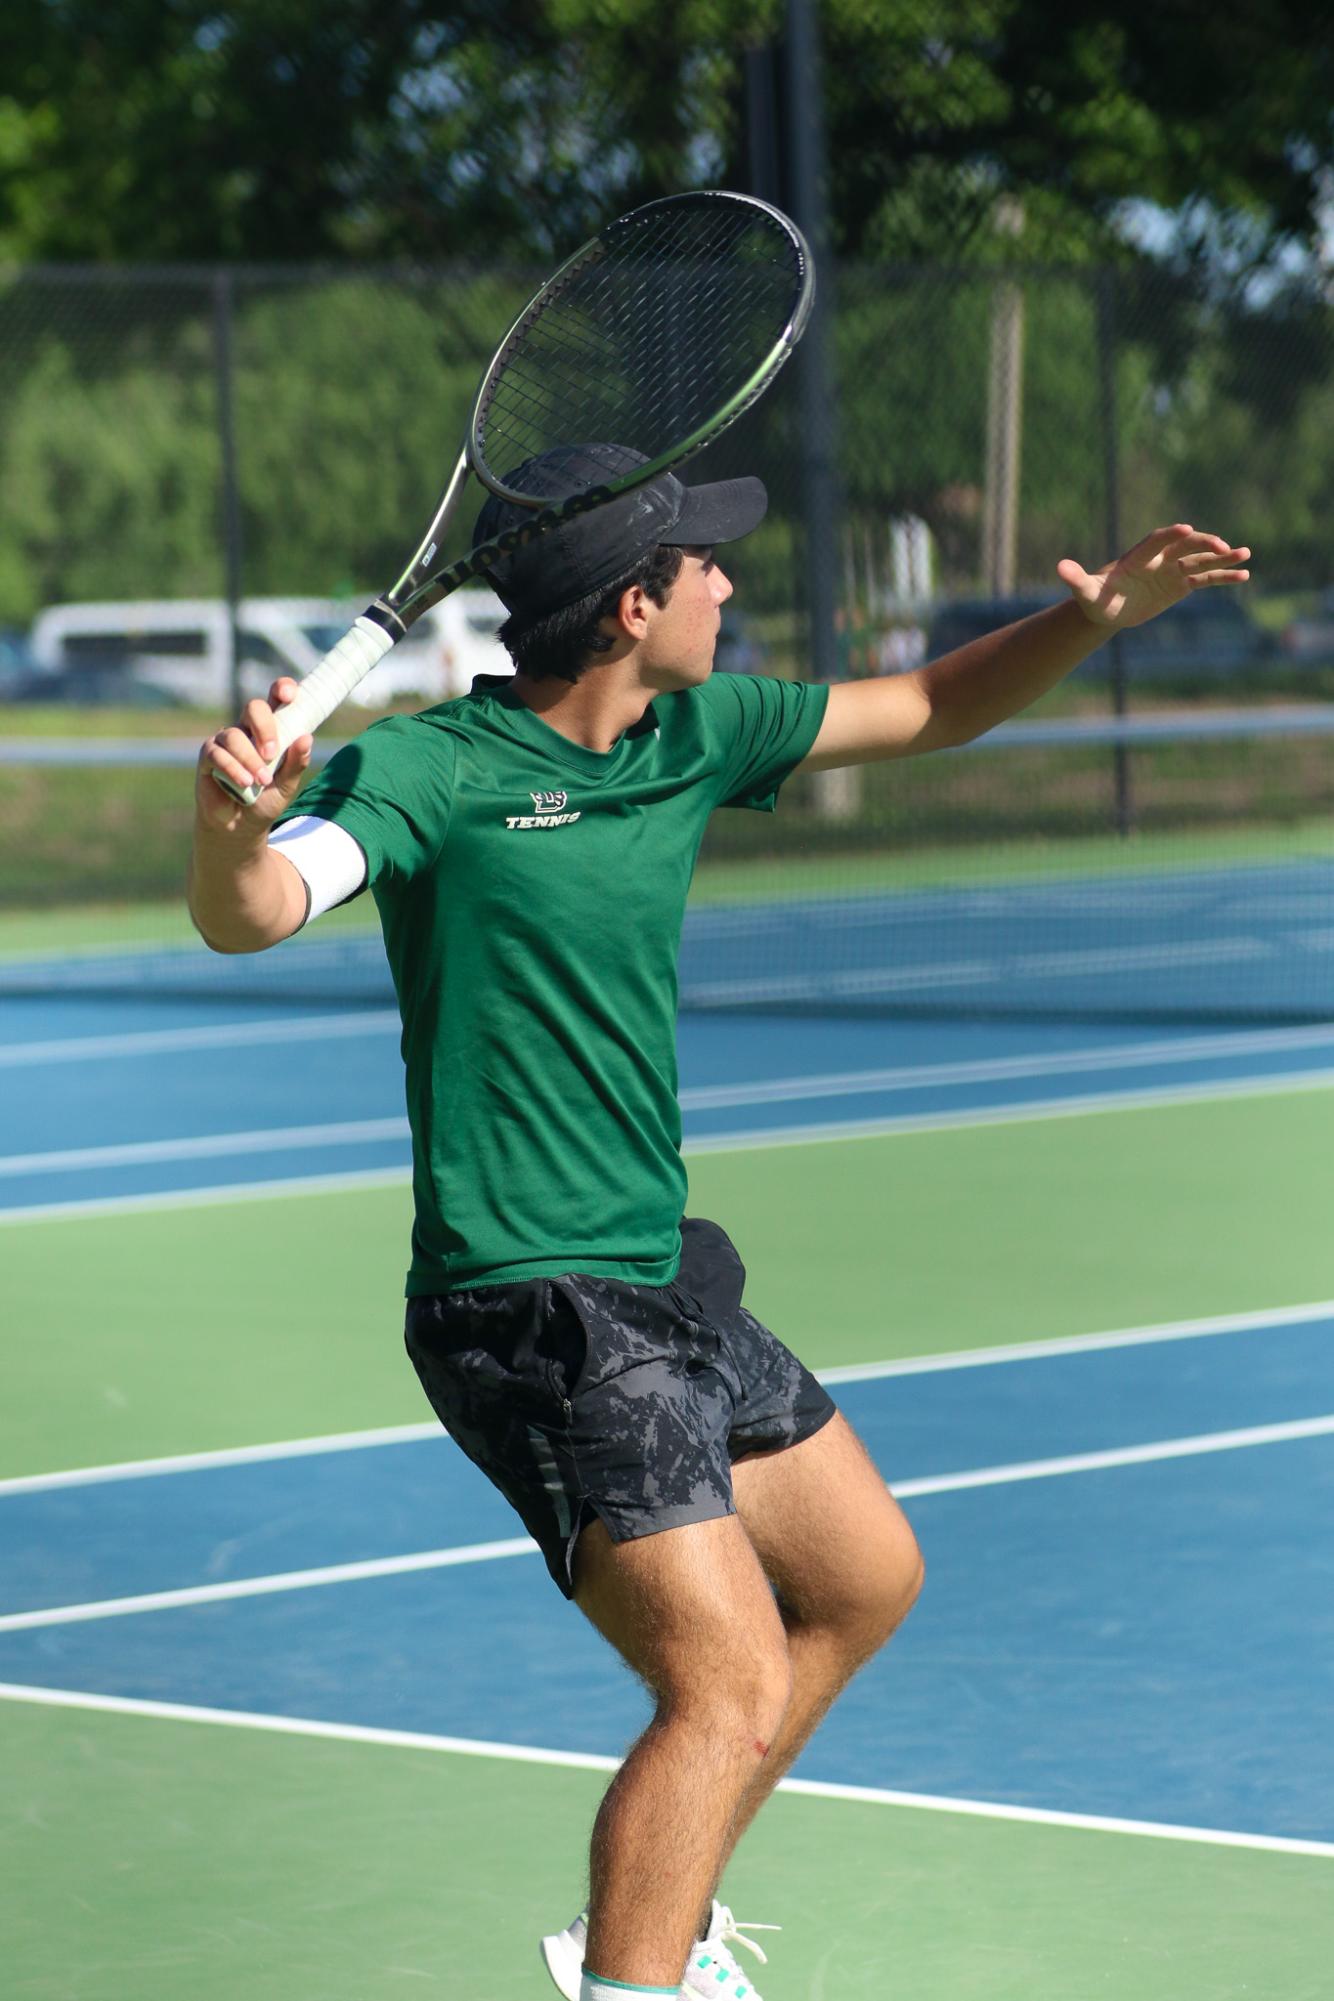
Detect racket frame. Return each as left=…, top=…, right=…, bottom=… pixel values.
left=212, top=190, right=812, bottom=806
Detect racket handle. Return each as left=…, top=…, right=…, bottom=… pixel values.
left=215, top=615, right=397, bottom=806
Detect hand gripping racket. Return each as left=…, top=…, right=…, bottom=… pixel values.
left=217, top=189, right=814, bottom=803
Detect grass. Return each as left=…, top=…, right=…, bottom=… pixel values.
left=2, top=696, right=1332, bottom=961
left=690, top=817, right=1334, bottom=903
left=3, top=817, right=1333, bottom=968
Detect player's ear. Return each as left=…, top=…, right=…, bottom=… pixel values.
left=613, top=582, right=653, bottom=640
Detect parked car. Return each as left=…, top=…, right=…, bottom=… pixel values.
left=1280, top=588, right=1334, bottom=664
left=0, top=628, right=42, bottom=700
left=925, top=587, right=1272, bottom=682
left=23, top=591, right=516, bottom=711
left=925, top=594, right=1061, bottom=662
left=713, top=609, right=767, bottom=675
left=282, top=588, right=514, bottom=708
left=13, top=663, right=186, bottom=708
left=29, top=598, right=357, bottom=708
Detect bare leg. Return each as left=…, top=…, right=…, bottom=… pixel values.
left=571, top=1512, right=795, bottom=1989
left=711, top=1412, right=923, bottom=1888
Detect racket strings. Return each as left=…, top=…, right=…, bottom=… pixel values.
left=474, top=195, right=805, bottom=497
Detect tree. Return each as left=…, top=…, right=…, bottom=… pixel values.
left=1, top=1, right=1330, bottom=284
left=822, top=2, right=1334, bottom=287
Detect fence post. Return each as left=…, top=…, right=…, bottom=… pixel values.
left=1097, top=268, right=1134, bottom=837
left=212, top=269, right=245, bottom=718
left=982, top=199, right=1025, bottom=597
left=782, top=0, right=857, bottom=817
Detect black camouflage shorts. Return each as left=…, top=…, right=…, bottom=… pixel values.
left=404, top=1216, right=837, bottom=1597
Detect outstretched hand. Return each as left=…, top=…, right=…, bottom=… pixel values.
left=1057, top=525, right=1251, bottom=631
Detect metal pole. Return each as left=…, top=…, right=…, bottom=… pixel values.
left=1097, top=268, right=1133, bottom=837
left=212, top=269, right=245, bottom=717
left=982, top=288, right=1024, bottom=592
left=779, top=0, right=860, bottom=817
left=982, top=197, right=1025, bottom=595
left=781, top=0, right=840, bottom=691
left=743, top=44, right=781, bottom=207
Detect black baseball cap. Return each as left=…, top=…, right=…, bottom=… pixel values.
left=472, top=442, right=767, bottom=622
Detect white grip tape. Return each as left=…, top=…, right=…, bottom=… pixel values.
left=227, top=616, right=398, bottom=806
left=275, top=616, right=397, bottom=747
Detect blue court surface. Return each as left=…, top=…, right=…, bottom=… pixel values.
left=4, top=1306, right=1333, bottom=1851
left=5, top=895, right=1334, bottom=1909
left=6, top=995, right=1334, bottom=1217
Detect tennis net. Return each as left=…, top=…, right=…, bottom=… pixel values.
left=2, top=706, right=1332, bottom=1023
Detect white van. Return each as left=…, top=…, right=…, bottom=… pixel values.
left=349, top=589, right=513, bottom=706
left=28, top=590, right=513, bottom=710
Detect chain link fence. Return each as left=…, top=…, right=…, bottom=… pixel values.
left=1, top=262, right=1331, bottom=1020
left=3, top=261, right=1331, bottom=661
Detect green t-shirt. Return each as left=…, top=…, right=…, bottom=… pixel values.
left=282, top=670, right=828, bottom=1294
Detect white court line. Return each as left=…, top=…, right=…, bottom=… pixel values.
left=0, top=1164, right=413, bottom=1227
left=682, top=1066, right=1334, bottom=1155
left=5, top=1413, right=1331, bottom=1634
left=0, top=1010, right=401, bottom=1068
left=0, top=1681, right=1328, bottom=1859
left=7, top=1014, right=1334, bottom=1086
left=0, top=1538, right=540, bottom=1632
left=680, top=1022, right=1334, bottom=1110
left=0, top=1116, right=410, bottom=1178
left=4, top=1297, right=1331, bottom=1497
left=818, top=1298, right=1334, bottom=1382
left=893, top=1413, right=1334, bottom=1497
left=5, top=1065, right=1334, bottom=1213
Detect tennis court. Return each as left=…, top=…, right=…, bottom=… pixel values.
left=3, top=840, right=1334, bottom=1998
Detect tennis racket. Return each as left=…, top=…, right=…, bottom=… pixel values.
left=216, top=188, right=813, bottom=804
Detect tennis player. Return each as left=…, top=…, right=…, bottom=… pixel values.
left=189, top=446, right=1249, bottom=2001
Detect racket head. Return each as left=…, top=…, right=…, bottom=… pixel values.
left=468, top=190, right=813, bottom=510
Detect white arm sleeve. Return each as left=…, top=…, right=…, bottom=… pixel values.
left=267, top=815, right=369, bottom=923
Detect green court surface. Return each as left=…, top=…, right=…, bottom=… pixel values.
left=3, top=1087, right=1332, bottom=1478
left=4, top=1085, right=1332, bottom=1998
left=3, top=1697, right=1330, bottom=2001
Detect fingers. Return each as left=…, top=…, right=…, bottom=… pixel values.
left=1178, top=543, right=1251, bottom=587
left=1121, top=526, right=1252, bottom=582
left=1159, top=529, right=1247, bottom=565
left=238, top=700, right=278, bottom=765
left=200, top=724, right=275, bottom=800
left=1128, top=523, right=1195, bottom=560
left=272, top=733, right=314, bottom=800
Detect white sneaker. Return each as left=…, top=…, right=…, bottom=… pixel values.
left=538, top=1901, right=778, bottom=2001
left=683, top=1904, right=779, bottom=2001
left=538, top=1909, right=586, bottom=2001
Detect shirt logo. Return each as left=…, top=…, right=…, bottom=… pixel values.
left=506, top=789, right=581, bottom=830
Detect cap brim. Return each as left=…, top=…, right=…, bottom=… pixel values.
left=666, top=475, right=768, bottom=548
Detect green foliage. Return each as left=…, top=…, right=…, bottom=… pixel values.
left=0, top=318, right=222, bottom=619
left=1, top=259, right=1329, bottom=630
left=228, top=276, right=518, bottom=594
left=1, top=1, right=1330, bottom=277
left=822, top=0, right=1334, bottom=278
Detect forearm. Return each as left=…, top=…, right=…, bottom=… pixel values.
left=187, top=823, right=307, bottom=953
left=804, top=599, right=1108, bottom=770
left=916, top=599, right=1106, bottom=747
left=804, top=526, right=1250, bottom=772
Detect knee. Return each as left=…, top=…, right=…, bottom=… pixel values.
left=666, top=1640, right=793, bottom=1751
left=824, top=1524, right=925, bottom=1654
left=892, top=1537, right=926, bottom=1625
left=865, top=1528, right=925, bottom=1643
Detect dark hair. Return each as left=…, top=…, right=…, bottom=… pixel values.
left=498, top=543, right=685, bottom=683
